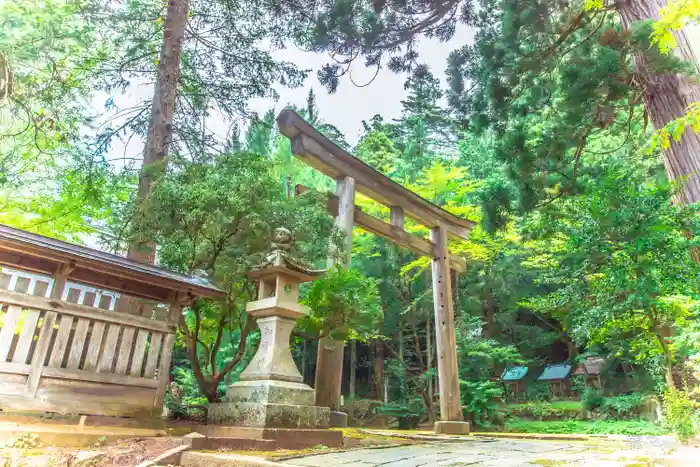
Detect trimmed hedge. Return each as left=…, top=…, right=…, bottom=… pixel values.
left=505, top=401, right=583, bottom=421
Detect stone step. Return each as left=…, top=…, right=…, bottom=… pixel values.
left=181, top=451, right=286, bottom=467
left=190, top=426, right=344, bottom=450
left=197, top=437, right=277, bottom=451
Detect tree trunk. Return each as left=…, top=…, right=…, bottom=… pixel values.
left=656, top=328, right=678, bottom=390
left=128, top=0, right=190, bottom=263
left=374, top=339, right=385, bottom=401
left=349, top=340, right=357, bottom=400
left=301, top=339, right=308, bottom=382
left=565, top=335, right=578, bottom=360
left=314, top=336, right=345, bottom=410
left=485, top=285, right=494, bottom=338
left=618, top=0, right=700, bottom=206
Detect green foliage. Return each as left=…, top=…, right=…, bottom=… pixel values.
left=582, top=388, right=604, bottom=412
left=0, top=0, right=125, bottom=240
left=600, top=393, right=644, bottom=419
left=663, top=389, right=699, bottom=442
left=164, top=367, right=210, bottom=418
left=0, top=0, right=107, bottom=183
left=570, top=375, right=586, bottom=396
left=506, top=401, right=583, bottom=421
left=526, top=382, right=553, bottom=403
left=522, top=159, right=700, bottom=384
left=504, top=419, right=667, bottom=436
left=460, top=379, right=504, bottom=427
left=651, top=0, right=700, bottom=53
left=376, top=398, right=426, bottom=419
left=301, top=266, right=383, bottom=341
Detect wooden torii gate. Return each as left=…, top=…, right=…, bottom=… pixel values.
left=278, top=110, right=474, bottom=433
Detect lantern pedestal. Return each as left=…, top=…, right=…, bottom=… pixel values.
left=208, top=313, right=329, bottom=429
left=208, top=243, right=330, bottom=430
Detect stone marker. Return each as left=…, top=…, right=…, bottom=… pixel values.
left=434, top=420, right=470, bottom=435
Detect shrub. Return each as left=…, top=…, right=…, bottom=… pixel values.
left=506, top=401, right=583, bottom=421
left=600, top=393, right=643, bottom=419
left=663, top=389, right=698, bottom=443
left=526, top=381, right=552, bottom=402
left=504, top=419, right=667, bottom=436
left=460, top=379, right=504, bottom=427
left=570, top=375, right=586, bottom=396
left=376, top=398, right=425, bottom=419
left=582, top=387, right=604, bottom=411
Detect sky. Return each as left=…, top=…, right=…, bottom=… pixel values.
left=247, top=26, right=474, bottom=146
left=103, top=22, right=699, bottom=163
left=103, top=25, right=474, bottom=164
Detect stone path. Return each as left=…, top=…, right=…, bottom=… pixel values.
left=285, top=437, right=680, bottom=466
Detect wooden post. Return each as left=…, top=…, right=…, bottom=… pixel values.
left=25, top=263, right=71, bottom=397
left=153, top=292, right=182, bottom=413
left=391, top=206, right=405, bottom=395
left=328, top=176, right=356, bottom=268
left=430, top=226, right=463, bottom=423
left=315, top=176, right=355, bottom=410
left=426, top=318, right=433, bottom=404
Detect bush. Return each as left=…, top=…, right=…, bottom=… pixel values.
left=600, top=393, right=643, bottom=419
left=376, top=398, right=425, bottom=420
left=460, top=379, right=504, bottom=427
left=663, top=389, right=698, bottom=443
left=526, top=381, right=552, bottom=402
left=164, top=367, right=210, bottom=419
left=504, top=419, right=667, bottom=435
left=582, top=387, right=604, bottom=411
left=570, top=375, right=586, bottom=396
left=506, top=401, right=583, bottom=421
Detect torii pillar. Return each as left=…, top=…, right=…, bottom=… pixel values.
left=314, top=176, right=355, bottom=413
left=431, top=226, right=468, bottom=434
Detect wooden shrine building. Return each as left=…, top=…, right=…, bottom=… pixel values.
left=501, top=366, right=529, bottom=401
left=278, top=110, right=474, bottom=433
left=0, top=224, right=224, bottom=420
left=537, top=363, right=573, bottom=398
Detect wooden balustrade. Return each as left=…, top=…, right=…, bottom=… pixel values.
left=0, top=276, right=174, bottom=418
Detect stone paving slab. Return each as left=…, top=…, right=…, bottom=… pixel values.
left=285, top=438, right=686, bottom=466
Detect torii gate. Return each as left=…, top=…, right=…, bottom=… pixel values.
left=277, top=110, right=474, bottom=434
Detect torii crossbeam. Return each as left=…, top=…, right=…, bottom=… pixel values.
left=277, top=109, right=473, bottom=434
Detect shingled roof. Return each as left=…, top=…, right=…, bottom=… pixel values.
left=0, top=224, right=224, bottom=301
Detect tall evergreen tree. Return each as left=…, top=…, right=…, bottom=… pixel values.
left=301, top=0, right=700, bottom=214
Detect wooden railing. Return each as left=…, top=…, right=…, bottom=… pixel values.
left=0, top=268, right=177, bottom=418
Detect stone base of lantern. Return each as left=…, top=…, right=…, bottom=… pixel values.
left=208, top=380, right=329, bottom=429
left=225, top=379, right=315, bottom=405
left=207, top=402, right=330, bottom=429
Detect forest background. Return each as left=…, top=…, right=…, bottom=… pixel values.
left=2, top=0, right=700, bottom=441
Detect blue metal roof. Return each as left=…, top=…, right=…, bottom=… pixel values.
left=501, top=366, right=528, bottom=381
left=537, top=363, right=572, bottom=381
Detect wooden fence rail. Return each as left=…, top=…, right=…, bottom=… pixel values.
left=0, top=269, right=175, bottom=418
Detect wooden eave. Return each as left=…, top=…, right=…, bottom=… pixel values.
left=0, top=224, right=225, bottom=302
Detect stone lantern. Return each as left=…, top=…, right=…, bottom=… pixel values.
left=208, top=228, right=328, bottom=429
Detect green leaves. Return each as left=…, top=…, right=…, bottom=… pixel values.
left=522, top=159, right=700, bottom=375
left=301, top=265, right=383, bottom=341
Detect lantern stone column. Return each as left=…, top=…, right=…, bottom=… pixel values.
left=208, top=228, right=328, bottom=429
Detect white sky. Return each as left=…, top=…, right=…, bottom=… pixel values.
left=249, top=26, right=474, bottom=145
left=103, top=21, right=698, bottom=161
left=102, top=26, right=474, bottom=164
